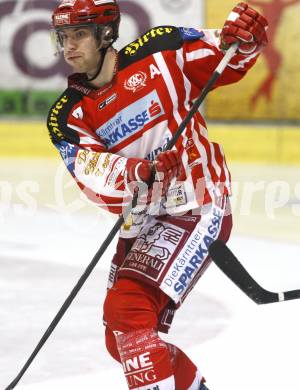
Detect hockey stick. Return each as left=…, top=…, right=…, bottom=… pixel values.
left=5, top=43, right=238, bottom=390
left=209, top=240, right=300, bottom=304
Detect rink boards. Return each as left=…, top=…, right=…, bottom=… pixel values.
left=1, top=121, right=300, bottom=164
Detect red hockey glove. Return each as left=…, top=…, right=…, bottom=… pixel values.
left=155, top=150, right=182, bottom=196
left=126, top=150, right=182, bottom=197
left=220, top=2, right=268, bottom=55
left=126, top=157, right=153, bottom=186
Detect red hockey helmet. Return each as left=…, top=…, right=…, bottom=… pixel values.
left=52, top=0, right=120, bottom=46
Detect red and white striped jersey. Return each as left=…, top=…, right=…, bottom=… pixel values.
left=47, top=26, right=259, bottom=237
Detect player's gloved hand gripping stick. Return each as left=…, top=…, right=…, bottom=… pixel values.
left=4, top=42, right=239, bottom=390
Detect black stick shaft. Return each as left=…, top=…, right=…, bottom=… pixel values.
left=5, top=44, right=238, bottom=390
left=209, top=240, right=300, bottom=305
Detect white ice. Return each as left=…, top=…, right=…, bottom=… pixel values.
left=1, top=161, right=300, bottom=390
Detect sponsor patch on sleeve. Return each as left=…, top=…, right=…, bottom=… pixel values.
left=55, top=140, right=77, bottom=173
left=179, top=27, right=205, bottom=41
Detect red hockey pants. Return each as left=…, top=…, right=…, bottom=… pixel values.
left=103, top=278, right=204, bottom=389
left=103, top=201, right=232, bottom=389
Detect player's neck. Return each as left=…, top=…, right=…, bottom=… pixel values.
left=88, top=47, right=118, bottom=89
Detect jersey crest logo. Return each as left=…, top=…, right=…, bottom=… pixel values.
left=124, top=71, right=147, bottom=93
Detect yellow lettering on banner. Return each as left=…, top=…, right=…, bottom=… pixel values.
left=124, top=27, right=173, bottom=56
left=52, top=127, right=61, bottom=138
left=125, top=41, right=139, bottom=56
left=164, top=27, right=173, bottom=34
left=79, top=152, right=100, bottom=175
left=143, top=31, right=151, bottom=43
left=156, top=27, right=164, bottom=35
left=77, top=152, right=112, bottom=176
left=77, top=150, right=88, bottom=164
left=150, top=29, right=157, bottom=38
left=102, top=153, right=112, bottom=169
left=48, top=95, right=69, bottom=140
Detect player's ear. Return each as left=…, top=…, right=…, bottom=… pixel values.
left=101, top=26, right=114, bottom=48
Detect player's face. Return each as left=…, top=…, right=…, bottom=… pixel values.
left=59, top=26, right=101, bottom=74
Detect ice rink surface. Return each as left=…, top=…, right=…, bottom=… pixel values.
left=1, top=159, right=300, bottom=390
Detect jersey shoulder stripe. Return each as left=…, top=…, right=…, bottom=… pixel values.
left=119, top=25, right=183, bottom=70
left=47, top=88, right=83, bottom=145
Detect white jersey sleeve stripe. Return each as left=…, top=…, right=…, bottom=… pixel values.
left=209, top=142, right=222, bottom=197
left=192, top=128, right=216, bottom=199
left=68, top=124, right=104, bottom=146
left=186, top=48, right=215, bottom=62
left=218, top=144, right=231, bottom=193
left=228, top=52, right=259, bottom=70
left=199, top=123, right=208, bottom=139
left=175, top=48, right=197, bottom=188
left=153, top=52, right=182, bottom=127
left=176, top=48, right=192, bottom=109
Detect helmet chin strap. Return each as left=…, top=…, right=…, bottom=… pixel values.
left=86, top=47, right=107, bottom=82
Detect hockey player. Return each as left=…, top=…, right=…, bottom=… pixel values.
left=48, top=1, right=268, bottom=389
